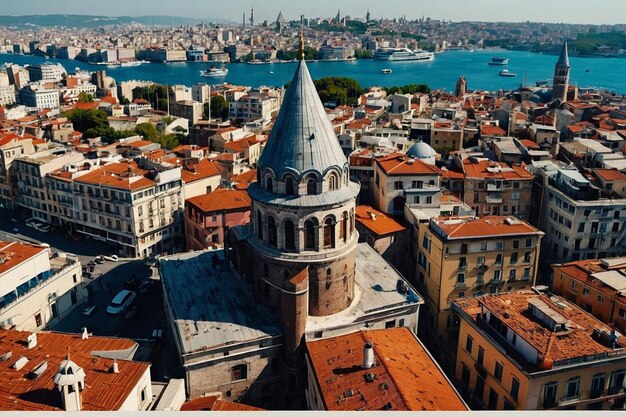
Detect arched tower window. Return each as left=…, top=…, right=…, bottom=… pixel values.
left=329, top=174, right=337, bottom=191
left=307, top=178, right=317, bottom=195
left=340, top=211, right=348, bottom=242
left=304, top=219, right=316, bottom=250
left=266, top=177, right=273, bottom=193
left=350, top=209, right=355, bottom=236
left=284, top=219, right=295, bottom=250
left=256, top=210, right=263, bottom=240
left=323, top=217, right=335, bottom=249
left=268, top=216, right=277, bottom=247
left=285, top=176, right=295, bottom=195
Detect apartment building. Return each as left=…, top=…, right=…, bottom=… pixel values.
left=372, top=152, right=441, bottom=216
left=0, top=241, right=83, bottom=331
left=461, top=157, right=534, bottom=220
left=534, top=164, right=626, bottom=265
left=417, top=216, right=544, bottom=341
left=25, top=63, right=67, bottom=83
left=0, top=85, right=16, bottom=106
left=552, top=257, right=626, bottom=334
left=46, top=161, right=184, bottom=258
left=0, top=134, right=39, bottom=209
left=452, top=292, right=626, bottom=410
left=228, top=89, right=281, bottom=123
left=18, top=85, right=60, bottom=110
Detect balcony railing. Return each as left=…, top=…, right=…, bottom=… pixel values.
left=558, top=395, right=581, bottom=407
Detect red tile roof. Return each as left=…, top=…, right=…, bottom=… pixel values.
left=594, top=168, right=626, bottom=182
left=0, top=241, right=47, bottom=275
left=180, top=395, right=262, bottom=411
left=73, top=102, right=99, bottom=111
left=0, top=329, right=149, bottom=411
left=481, top=125, right=506, bottom=136
left=463, top=159, right=533, bottom=180
left=186, top=188, right=251, bottom=213
left=74, top=163, right=154, bottom=191
left=306, top=328, right=468, bottom=411
left=454, top=292, right=626, bottom=369
left=181, top=159, right=221, bottom=183
left=230, top=169, right=257, bottom=184
left=433, top=215, right=542, bottom=240
left=355, top=205, right=406, bottom=237
left=375, top=153, right=441, bottom=176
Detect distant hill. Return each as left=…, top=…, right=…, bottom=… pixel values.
left=571, top=31, right=626, bottom=55
left=0, top=14, right=232, bottom=28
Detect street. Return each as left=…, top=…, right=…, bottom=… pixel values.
left=0, top=209, right=181, bottom=381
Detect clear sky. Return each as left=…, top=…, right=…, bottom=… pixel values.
left=3, top=0, right=625, bottom=25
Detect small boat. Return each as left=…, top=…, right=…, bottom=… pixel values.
left=120, top=61, right=143, bottom=67
left=499, top=69, right=517, bottom=77
left=585, top=69, right=590, bottom=72
left=201, top=66, right=228, bottom=77
left=268, top=70, right=274, bottom=74
left=488, top=57, right=509, bottom=65
left=381, top=68, right=392, bottom=74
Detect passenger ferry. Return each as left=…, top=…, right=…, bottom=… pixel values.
left=381, top=68, right=392, bottom=74
left=488, top=57, right=509, bottom=65
left=373, top=47, right=434, bottom=61
left=201, top=66, right=228, bottom=77
left=499, top=69, right=517, bottom=77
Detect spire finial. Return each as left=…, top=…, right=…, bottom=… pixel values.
left=66, top=346, right=70, bottom=362
left=299, top=26, right=305, bottom=61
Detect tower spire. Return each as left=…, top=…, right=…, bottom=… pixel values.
left=299, top=20, right=305, bottom=60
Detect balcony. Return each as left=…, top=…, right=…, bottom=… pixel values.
left=486, top=192, right=503, bottom=204
left=558, top=395, right=581, bottom=407
left=486, top=183, right=503, bottom=191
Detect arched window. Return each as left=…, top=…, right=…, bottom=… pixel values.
left=266, top=177, right=273, bottom=193
left=329, top=174, right=337, bottom=191
left=304, top=219, right=316, bottom=250
left=268, top=216, right=277, bottom=246
left=285, top=176, right=295, bottom=195
left=307, top=179, right=317, bottom=195
left=349, top=209, right=355, bottom=236
left=284, top=219, right=295, bottom=250
left=340, top=211, right=348, bottom=242
left=323, top=217, right=335, bottom=249
left=256, top=210, right=263, bottom=240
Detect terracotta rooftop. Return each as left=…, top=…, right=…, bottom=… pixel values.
left=453, top=292, right=626, bottom=370
left=180, top=395, right=262, bottom=411
left=0, top=241, right=47, bottom=276
left=306, top=328, right=468, bottom=411
left=463, top=159, right=533, bottom=180
left=186, top=188, right=251, bottom=213
left=432, top=215, right=542, bottom=240
left=0, top=329, right=148, bottom=411
left=230, top=169, right=257, bottom=184
left=74, top=163, right=154, bottom=191
left=375, top=153, right=441, bottom=176
left=181, top=159, right=221, bottom=183
left=481, top=125, right=506, bottom=136
left=594, top=168, right=626, bottom=182
left=73, top=101, right=99, bottom=111
left=355, top=205, right=406, bottom=237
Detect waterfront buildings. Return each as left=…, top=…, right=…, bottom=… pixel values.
left=452, top=291, right=626, bottom=410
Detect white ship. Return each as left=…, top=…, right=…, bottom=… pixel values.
left=201, top=66, right=228, bottom=77
left=373, top=47, right=434, bottom=61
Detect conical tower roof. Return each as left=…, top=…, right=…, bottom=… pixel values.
left=557, top=41, right=569, bottom=67
left=258, top=60, right=348, bottom=178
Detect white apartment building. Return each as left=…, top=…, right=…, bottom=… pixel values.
left=0, top=85, right=16, bottom=106
left=25, top=63, right=67, bottom=83
left=0, top=241, right=84, bottom=331
left=0, top=134, right=38, bottom=209
left=18, top=85, right=60, bottom=110
left=534, top=163, right=626, bottom=265
left=229, top=88, right=281, bottom=122
left=191, top=83, right=210, bottom=104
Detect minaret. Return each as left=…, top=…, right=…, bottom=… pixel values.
left=249, top=5, right=255, bottom=27
left=242, top=12, right=246, bottom=28
left=455, top=75, right=467, bottom=98
left=247, top=26, right=360, bottom=399
left=552, top=41, right=570, bottom=103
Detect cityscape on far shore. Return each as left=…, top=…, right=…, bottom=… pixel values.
left=0, top=2, right=626, bottom=412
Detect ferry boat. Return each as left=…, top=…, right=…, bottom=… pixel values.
left=373, top=47, right=434, bottom=61
left=381, top=68, right=392, bottom=74
left=488, top=57, right=509, bottom=65
left=201, top=66, right=228, bottom=77
left=499, top=69, right=517, bottom=77
left=120, top=61, right=143, bottom=67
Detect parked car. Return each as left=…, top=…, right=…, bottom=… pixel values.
left=95, top=255, right=105, bottom=264
left=36, top=224, right=51, bottom=233
left=82, top=305, right=97, bottom=316
left=104, top=254, right=119, bottom=262
left=106, top=290, right=137, bottom=315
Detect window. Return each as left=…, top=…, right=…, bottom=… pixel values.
left=340, top=212, right=348, bottom=243
left=304, top=219, right=316, bottom=250
left=509, top=269, right=516, bottom=281
left=422, top=235, right=430, bottom=250
left=477, top=256, right=486, bottom=266
left=426, top=196, right=432, bottom=204
left=461, top=363, right=470, bottom=387
left=266, top=177, right=273, bottom=193
left=597, top=294, right=604, bottom=303
left=582, top=287, right=590, bottom=297
left=323, top=217, right=335, bottom=249
left=231, top=364, right=247, bottom=381
left=488, top=388, right=499, bottom=410
left=523, top=268, right=530, bottom=280
left=524, top=252, right=531, bottom=263
left=35, top=312, right=42, bottom=327
left=465, top=335, right=473, bottom=354
left=565, top=377, right=580, bottom=399
left=394, top=180, right=404, bottom=190
left=481, top=241, right=488, bottom=251
left=513, top=240, right=520, bottom=249
left=609, top=370, right=626, bottom=394
left=457, top=273, right=465, bottom=285
left=329, top=174, right=337, bottom=191
left=284, top=220, right=295, bottom=250
left=494, top=361, right=503, bottom=382
left=268, top=217, right=277, bottom=246
left=256, top=210, right=263, bottom=240
left=542, top=382, right=558, bottom=409
left=412, top=195, right=420, bottom=204
left=459, top=256, right=467, bottom=269
left=477, top=346, right=484, bottom=366
left=475, top=376, right=485, bottom=399
left=285, top=177, right=295, bottom=195
left=619, top=308, right=626, bottom=319
left=591, top=373, right=605, bottom=398
left=307, top=179, right=317, bottom=195
left=511, top=377, right=520, bottom=401
left=477, top=272, right=484, bottom=284
left=495, top=253, right=503, bottom=265
left=510, top=252, right=518, bottom=264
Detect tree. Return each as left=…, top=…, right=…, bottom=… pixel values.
left=135, top=123, right=159, bottom=142
left=204, top=96, right=229, bottom=120
left=77, top=92, right=94, bottom=102
left=313, top=77, right=363, bottom=106
left=64, top=108, right=108, bottom=133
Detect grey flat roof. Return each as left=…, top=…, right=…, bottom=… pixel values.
left=160, top=250, right=280, bottom=355
left=307, top=243, right=423, bottom=332
left=591, top=270, right=626, bottom=296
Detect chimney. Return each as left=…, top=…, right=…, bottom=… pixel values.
left=363, top=342, right=374, bottom=369
left=111, top=359, right=119, bottom=374
left=81, top=327, right=89, bottom=340
left=27, top=333, right=37, bottom=349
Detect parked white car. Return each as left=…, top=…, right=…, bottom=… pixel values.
left=104, top=255, right=119, bottom=262
left=106, top=290, right=136, bottom=315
